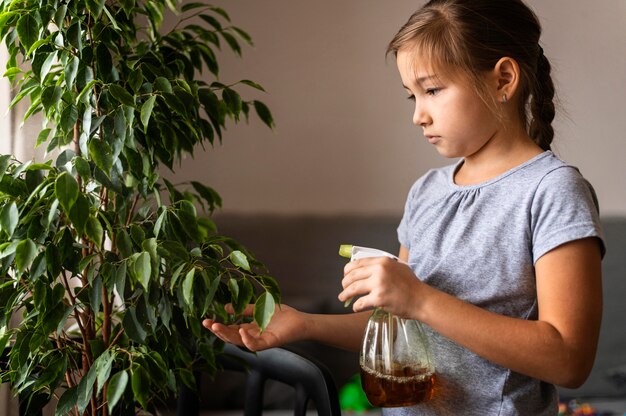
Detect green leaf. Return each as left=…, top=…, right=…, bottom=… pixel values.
left=119, top=0, right=136, bottom=17
left=76, top=361, right=97, bottom=414
left=169, top=263, right=186, bottom=292
left=222, top=88, right=242, bottom=114
left=35, top=129, right=51, bottom=147
left=0, top=155, right=10, bottom=181
left=65, top=55, right=80, bottom=88
left=134, top=251, right=151, bottom=290
left=30, top=251, right=47, bottom=281
left=0, top=12, right=18, bottom=37
left=59, top=104, right=79, bottom=132
left=68, top=194, right=89, bottom=236
left=86, top=0, right=106, bottom=18
left=85, top=216, right=104, bottom=249
left=232, top=27, right=253, bottom=46
left=191, top=181, right=222, bottom=211
left=67, top=22, right=82, bottom=50
left=221, top=31, right=241, bottom=55
left=257, top=275, right=282, bottom=303
left=40, top=51, right=58, bottom=80
left=205, top=270, right=221, bottom=307
left=88, top=139, right=113, bottom=174
left=154, top=209, right=167, bottom=238
left=210, top=6, right=231, bottom=21
left=55, top=386, right=78, bottom=416
left=253, top=100, right=275, bottom=128
left=41, top=86, right=62, bottom=111
left=199, top=14, right=222, bottom=31
left=54, top=172, right=79, bottom=214
left=116, top=229, right=133, bottom=258
left=54, top=5, right=68, bottom=28
left=95, top=42, right=114, bottom=82
left=2, top=67, right=21, bottom=79
left=26, top=38, right=50, bottom=56
left=128, top=67, right=144, bottom=92
left=103, top=6, right=121, bottom=31
left=0, top=202, right=19, bottom=238
left=16, top=14, right=38, bottom=52
left=253, top=292, right=276, bottom=332
left=95, top=350, right=114, bottom=396
left=131, top=365, right=150, bottom=409
left=154, top=77, right=172, bottom=94
left=181, top=2, right=207, bottom=12
left=122, top=307, right=147, bottom=342
left=34, top=352, right=67, bottom=390
left=227, top=277, right=239, bottom=300
left=239, top=79, right=265, bottom=92
left=140, top=95, right=156, bottom=131
left=109, top=84, right=135, bottom=107
left=73, top=156, right=91, bottom=179
left=76, top=79, right=98, bottom=104
left=233, top=278, right=254, bottom=314
left=229, top=250, right=250, bottom=272
left=107, top=370, right=128, bottom=411
left=182, top=268, right=195, bottom=307
left=114, top=262, right=127, bottom=302
left=15, top=239, right=37, bottom=272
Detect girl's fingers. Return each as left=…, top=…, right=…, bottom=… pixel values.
left=238, top=303, right=256, bottom=317
left=203, top=320, right=246, bottom=346
left=341, top=265, right=373, bottom=290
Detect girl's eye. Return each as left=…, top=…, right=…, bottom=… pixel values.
left=425, top=88, right=441, bottom=96
left=406, top=94, right=415, bottom=101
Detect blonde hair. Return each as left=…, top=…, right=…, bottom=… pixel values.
left=387, top=0, right=555, bottom=151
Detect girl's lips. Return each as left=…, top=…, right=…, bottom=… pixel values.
left=425, top=135, right=440, bottom=144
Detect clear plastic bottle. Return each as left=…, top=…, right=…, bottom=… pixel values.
left=360, top=308, right=435, bottom=407
left=339, top=245, right=436, bottom=407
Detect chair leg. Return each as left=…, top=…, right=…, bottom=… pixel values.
left=243, top=371, right=265, bottom=416
left=176, top=378, right=200, bottom=416
left=294, top=385, right=310, bottom=416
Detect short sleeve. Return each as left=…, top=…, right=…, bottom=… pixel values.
left=530, top=166, right=605, bottom=263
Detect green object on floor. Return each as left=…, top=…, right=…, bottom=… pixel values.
left=339, top=374, right=376, bottom=412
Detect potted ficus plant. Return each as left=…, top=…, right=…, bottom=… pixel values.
left=0, top=0, right=279, bottom=414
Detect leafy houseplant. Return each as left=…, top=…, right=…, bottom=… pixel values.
left=0, top=0, right=278, bottom=415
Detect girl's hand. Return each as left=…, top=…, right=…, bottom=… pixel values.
left=203, top=303, right=306, bottom=351
left=339, top=256, right=424, bottom=318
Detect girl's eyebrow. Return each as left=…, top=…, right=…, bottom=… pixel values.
left=416, top=75, right=438, bottom=84
left=403, top=75, right=438, bottom=90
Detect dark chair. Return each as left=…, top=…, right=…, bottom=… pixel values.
left=177, top=343, right=342, bottom=416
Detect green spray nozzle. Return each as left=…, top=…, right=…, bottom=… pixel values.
left=339, top=244, right=354, bottom=307
left=339, top=244, right=353, bottom=259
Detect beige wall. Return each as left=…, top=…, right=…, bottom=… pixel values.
left=165, top=0, right=626, bottom=217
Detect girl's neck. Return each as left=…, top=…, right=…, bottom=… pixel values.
left=453, top=128, right=544, bottom=186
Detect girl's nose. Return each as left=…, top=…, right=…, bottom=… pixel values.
left=412, top=103, right=431, bottom=127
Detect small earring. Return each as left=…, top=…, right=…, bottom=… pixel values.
left=501, top=94, right=507, bottom=103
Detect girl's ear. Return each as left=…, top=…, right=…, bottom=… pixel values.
left=492, top=57, right=521, bottom=102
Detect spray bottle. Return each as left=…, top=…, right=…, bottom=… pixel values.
left=339, top=245, right=436, bottom=407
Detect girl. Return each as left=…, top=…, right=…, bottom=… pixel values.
left=203, top=0, right=605, bottom=414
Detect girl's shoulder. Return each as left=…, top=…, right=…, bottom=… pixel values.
left=531, top=152, right=596, bottom=195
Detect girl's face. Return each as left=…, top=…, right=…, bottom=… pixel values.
left=396, top=50, right=501, bottom=159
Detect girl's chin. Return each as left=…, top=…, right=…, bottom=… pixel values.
left=433, top=146, right=463, bottom=159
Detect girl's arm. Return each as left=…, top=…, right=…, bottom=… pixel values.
left=203, top=304, right=371, bottom=352
left=340, top=237, right=602, bottom=388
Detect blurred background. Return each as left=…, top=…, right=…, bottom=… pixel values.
left=162, top=0, right=626, bottom=218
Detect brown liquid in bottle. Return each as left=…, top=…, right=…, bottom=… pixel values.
left=360, top=361, right=435, bottom=407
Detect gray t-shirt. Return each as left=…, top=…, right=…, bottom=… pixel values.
left=391, top=151, right=604, bottom=416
